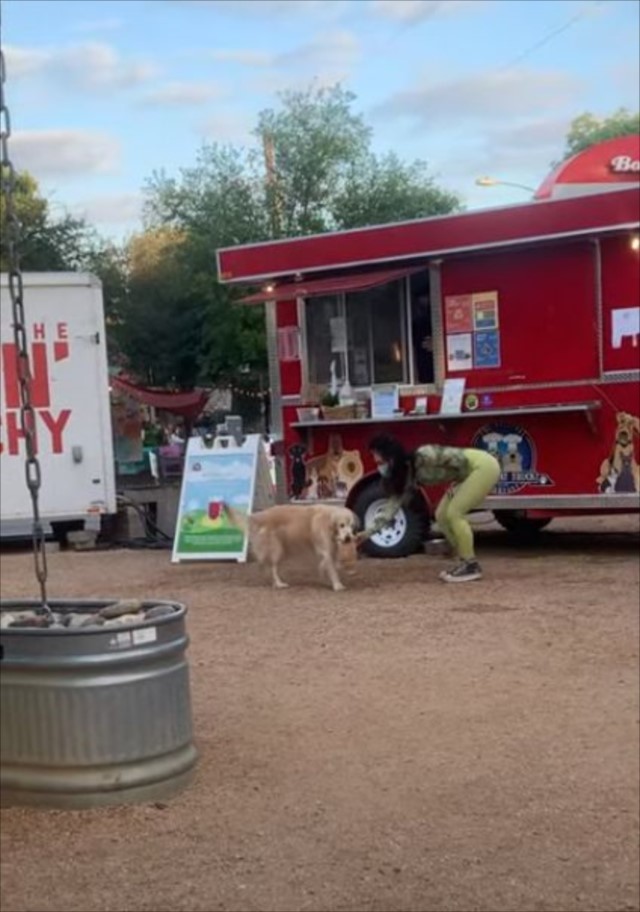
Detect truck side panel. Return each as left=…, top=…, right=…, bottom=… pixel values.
left=0, top=274, right=116, bottom=523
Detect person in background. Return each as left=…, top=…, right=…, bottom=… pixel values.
left=169, top=423, right=185, bottom=446
left=411, top=292, right=435, bottom=384
left=357, top=433, right=501, bottom=582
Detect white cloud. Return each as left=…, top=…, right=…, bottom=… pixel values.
left=373, top=68, right=581, bottom=128
left=485, top=118, right=570, bottom=157
left=11, top=130, right=121, bottom=178
left=3, top=45, right=48, bottom=78
left=206, top=29, right=359, bottom=85
left=3, top=42, right=156, bottom=92
left=71, top=192, right=143, bottom=225
left=369, top=0, right=492, bottom=23
left=428, top=116, right=573, bottom=205
left=199, top=111, right=256, bottom=145
left=277, top=29, right=359, bottom=71
left=139, top=81, right=227, bottom=107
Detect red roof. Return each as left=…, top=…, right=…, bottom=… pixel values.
left=217, top=186, right=640, bottom=286
left=535, top=135, right=640, bottom=200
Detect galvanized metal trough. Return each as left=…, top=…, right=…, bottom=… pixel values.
left=0, top=599, right=198, bottom=809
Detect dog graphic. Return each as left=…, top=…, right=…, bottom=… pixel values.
left=501, top=433, right=524, bottom=474
left=597, top=412, right=640, bottom=494
left=481, top=432, right=503, bottom=465
left=304, top=435, right=364, bottom=500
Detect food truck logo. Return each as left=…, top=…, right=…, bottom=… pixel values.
left=0, top=322, right=71, bottom=456
left=472, top=423, right=554, bottom=495
left=609, top=155, right=640, bottom=174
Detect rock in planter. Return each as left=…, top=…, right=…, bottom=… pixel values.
left=100, top=599, right=144, bottom=620
left=145, top=605, right=177, bottom=621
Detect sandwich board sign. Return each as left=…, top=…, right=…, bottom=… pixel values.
left=171, top=433, right=275, bottom=563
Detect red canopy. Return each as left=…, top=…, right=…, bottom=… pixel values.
left=238, top=266, right=421, bottom=304
left=111, top=375, right=209, bottom=421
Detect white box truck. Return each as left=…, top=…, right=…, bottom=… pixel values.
left=0, top=272, right=116, bottom=540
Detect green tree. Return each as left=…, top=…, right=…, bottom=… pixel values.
left=133, top=83, right=461, bottom=396
left=142, top=148, right=269, bottom=389
left=254, top=84, right=372, bottom=236
left=1, top=168, right=94, bottom=271
left=253, top=84, right=461, bottom=235
left=563, top=108, right=640, bottom=159
left=333, top=151, right=459, bottom=230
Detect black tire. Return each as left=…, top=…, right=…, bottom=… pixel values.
left=493, top=510, right=552, bottom=535
left=352, top=480, right=429, bottom=559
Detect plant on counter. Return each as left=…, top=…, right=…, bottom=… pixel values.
left=320, top=391, right=340, bottom=408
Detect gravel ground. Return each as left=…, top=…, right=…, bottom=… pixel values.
left=1, top=516, right=639, bottom=912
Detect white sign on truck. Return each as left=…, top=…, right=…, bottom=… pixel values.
left=0, top=272, right=116, bottom=538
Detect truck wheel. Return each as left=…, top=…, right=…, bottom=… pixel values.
left=493, top=510, right=552, bottom=535
left=353, top=480, right=428, bottom=558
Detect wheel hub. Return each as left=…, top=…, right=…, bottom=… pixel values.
left=364, top=499, right=408, bottom=549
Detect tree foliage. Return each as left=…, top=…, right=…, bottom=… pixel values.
left=128, top=84, right=461, bottom=393
left=563, top=108, right=639, bottom=159
left=1, top=168, right=94, bottom=272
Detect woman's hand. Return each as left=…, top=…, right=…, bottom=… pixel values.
left=354, top=531, right=368, bottom=549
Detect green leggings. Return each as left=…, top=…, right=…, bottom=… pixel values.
left=434, top=449, right=501, bottom=561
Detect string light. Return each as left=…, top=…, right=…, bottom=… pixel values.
left=228, top=385, right=272, bottom=400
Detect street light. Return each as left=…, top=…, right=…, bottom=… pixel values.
left=475, top=176, right=536, bottom=193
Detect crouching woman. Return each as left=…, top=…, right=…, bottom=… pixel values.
left=357, top=434, right=501, bottom=582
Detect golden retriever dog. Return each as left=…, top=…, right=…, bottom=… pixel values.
left=225, top=503, right=358, bottom=591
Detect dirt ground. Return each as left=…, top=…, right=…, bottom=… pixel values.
left=1, top=515, right=639, bottom=912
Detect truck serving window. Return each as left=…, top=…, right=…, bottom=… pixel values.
left=304, top=279, right=407, bottom=388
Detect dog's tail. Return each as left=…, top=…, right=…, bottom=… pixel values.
left=224, top=503, right=250, bottom=533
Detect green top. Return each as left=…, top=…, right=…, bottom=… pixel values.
left=364, top=445, right=471, bottom=538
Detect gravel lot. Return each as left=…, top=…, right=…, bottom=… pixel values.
left=1, top=516, right=639, bottom=912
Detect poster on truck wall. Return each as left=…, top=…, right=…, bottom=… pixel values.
left=446, top=333, right=473, bottom=371
left=444, top=290, right=501, bottom=372
left=472, top=292, right=499, bottom=330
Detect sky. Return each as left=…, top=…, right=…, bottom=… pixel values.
left=2, top=0, right=639, bottom=241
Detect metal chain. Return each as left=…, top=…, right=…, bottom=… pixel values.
left=1, top=48, right=50, bottom=614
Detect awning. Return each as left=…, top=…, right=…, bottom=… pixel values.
left=238, top=266, right=422, bottom=305
left=111, top=375, right=210, bottom=421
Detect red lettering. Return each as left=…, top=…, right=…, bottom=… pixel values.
left=40, top=409, right=71, bottom=453
left=30, top=342, right=50, bottom=408
left=32, top=323, right=46, bottom=340
left=57, top=323, right=68, bottom=339
left=2, top=343, right=19, bottom=409
left=4, top=411, right=36, bottom=456
left=1, top=342, right=50, bottom=408
left=54, top=341, right=69, bottom=362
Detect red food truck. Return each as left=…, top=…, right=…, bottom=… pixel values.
left=217, top=135, right=640, bottom=557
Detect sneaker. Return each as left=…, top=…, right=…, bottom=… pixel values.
left=440, top=560, right=483, bottom=583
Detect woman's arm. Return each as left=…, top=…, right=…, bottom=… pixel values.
left=358, top=491, right=409, bottom=542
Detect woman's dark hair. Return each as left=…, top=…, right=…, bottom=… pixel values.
left=368, top=433, right=413, bottom=497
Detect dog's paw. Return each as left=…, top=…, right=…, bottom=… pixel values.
left=273, top=581, right=290, bottom=589
left=332, top=582, right=346, bottom=592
